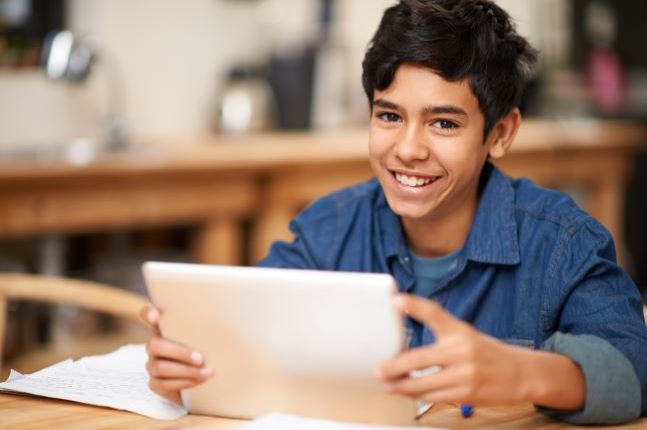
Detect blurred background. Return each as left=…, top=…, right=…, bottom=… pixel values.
left=0, top=0, right=646, bottom=373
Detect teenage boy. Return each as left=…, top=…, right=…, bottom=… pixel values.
left=142, top=0, right=647, bottom=424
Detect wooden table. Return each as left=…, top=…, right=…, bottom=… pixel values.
left=2, top=393, right=646, bottom=430
left=0, top=151, right=260, bottom=265
left=0, top=119, right=644, bottom=265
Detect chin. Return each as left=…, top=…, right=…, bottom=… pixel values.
left=386, top=199, right=434, bottom=220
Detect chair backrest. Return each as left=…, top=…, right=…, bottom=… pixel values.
left=0, top=273, right=151, bottom=370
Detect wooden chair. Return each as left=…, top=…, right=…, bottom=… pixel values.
left=0, top=273, right=151, bottom=374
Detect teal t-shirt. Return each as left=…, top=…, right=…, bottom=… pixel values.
left=408, top=248, right=461, bottom=348
left=410, top=248, right=461, bottom=299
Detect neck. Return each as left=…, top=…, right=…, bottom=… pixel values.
left=402, top=184, right=479, bottom=258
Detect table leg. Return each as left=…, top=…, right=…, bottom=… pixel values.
left=0, top=297, right=6, bottom=371
left=192, top=218, right=242, bottom=265
left=251, top=204, right=295, bottom=264
left=589, top=178, right=627, bottom=266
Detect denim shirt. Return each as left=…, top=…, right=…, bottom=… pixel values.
left=257, top=162, right=647, bottom=424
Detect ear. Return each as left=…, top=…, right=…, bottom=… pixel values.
left=487, top=108, right=521, bottom=159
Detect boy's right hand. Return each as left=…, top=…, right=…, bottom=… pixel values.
left=140, top=305, right=214, bottom=404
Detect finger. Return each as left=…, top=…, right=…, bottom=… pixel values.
left=419, top=386, right=472, bottom=405
left=148, top=379, right=182, bottom=404
left=149, top=378, right=201, bottom=400
left=384, top=364, right=470, bottom=398
left=378, top=349, right=439, bottom=381
left=146, top=336, right=205, bottom=366
left=152, top=377, right=205, bottom=393
left=140, top=306, right=162, bottom=334
left=377, top=343, right=463, bottom=381
left=146, top=358, right=214, bottom=381
left=394, top=294, right=462, bottom=336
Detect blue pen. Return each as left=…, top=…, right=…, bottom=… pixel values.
left=460, top=403, right=473, bottom=418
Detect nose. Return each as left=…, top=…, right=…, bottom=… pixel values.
left=394, top=125, right=430, bottom=163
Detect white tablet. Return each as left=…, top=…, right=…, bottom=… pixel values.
left=143, top=262, right=416, bottom=425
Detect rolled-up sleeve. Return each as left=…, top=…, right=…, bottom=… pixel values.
left=538, top=332, right=641, bottom=424
left=539, top=219, right=647, bottom=424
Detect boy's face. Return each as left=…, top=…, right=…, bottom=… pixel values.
left=368, top=63, right=494, bottom=223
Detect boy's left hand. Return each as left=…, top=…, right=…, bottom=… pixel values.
left=376, top=294, right=531, bottom=406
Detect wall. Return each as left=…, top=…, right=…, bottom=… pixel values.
left=0, top=0, right=310, bottom=146
left=0, top=0, right=559, bottom=148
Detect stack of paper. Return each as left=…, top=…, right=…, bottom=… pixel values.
left=0, top=344, right=186, bottom=420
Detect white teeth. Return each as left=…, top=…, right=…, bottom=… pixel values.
left=395, top=172, right=434, bottom=187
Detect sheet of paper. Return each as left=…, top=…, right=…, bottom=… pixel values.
left=7, top=369, right=25, bottom=382
left=242, top=413, right=447, bottom=430
left=0, top=344, right=187, bottom=420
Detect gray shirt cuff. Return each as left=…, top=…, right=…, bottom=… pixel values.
left=537, top=332, right=641, bottom=424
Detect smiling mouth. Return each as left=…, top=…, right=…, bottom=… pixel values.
left=392, top=171, right=440, bottom=188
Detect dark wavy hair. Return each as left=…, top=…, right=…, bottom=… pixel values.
left=362, top=0, right=538, bottom=139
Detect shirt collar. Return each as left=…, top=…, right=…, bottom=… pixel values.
left=377, top=162, right=520, bottom=266
left=376, top=186, right=405, bottom=261
left=464, top=162, right=520, bottom=265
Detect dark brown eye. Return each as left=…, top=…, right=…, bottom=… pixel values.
left=378, top=112, right=401, bottom=122
left=433, top=119, right=458, bottom=129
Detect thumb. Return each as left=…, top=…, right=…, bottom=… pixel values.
left=140, top=305, right=162, bottom=335
left=393, top=294, right=462, bottom=337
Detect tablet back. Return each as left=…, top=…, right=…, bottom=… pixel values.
left=143, top=262, right=416, bottom=425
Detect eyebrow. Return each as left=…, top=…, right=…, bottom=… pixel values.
left=373, top=98, right=467, bottom=117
